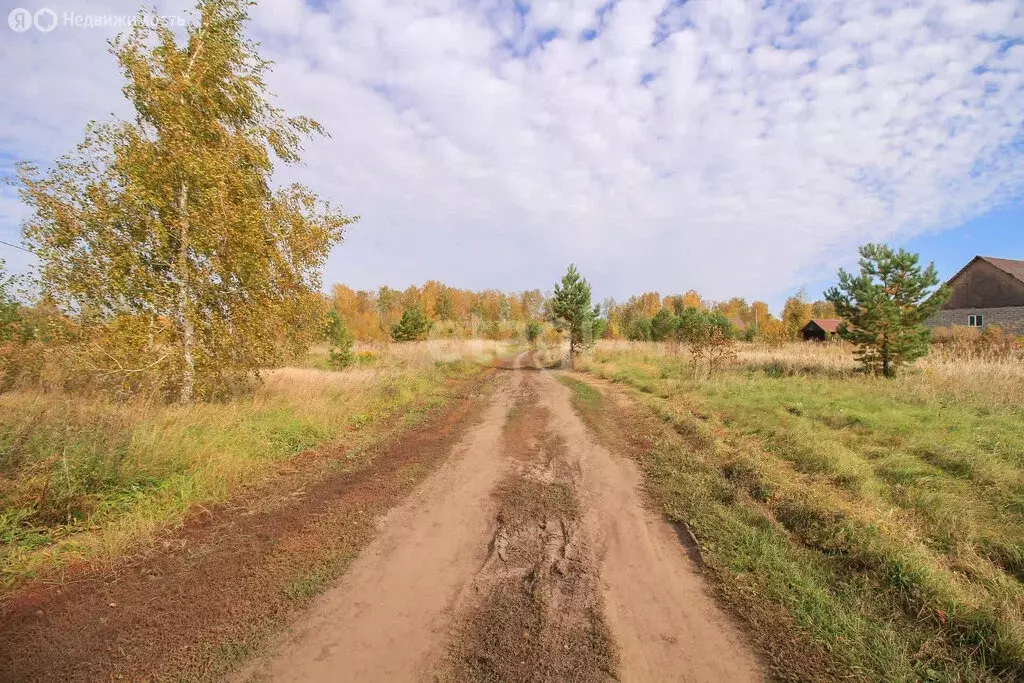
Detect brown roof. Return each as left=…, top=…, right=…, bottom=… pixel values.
left=806, top=318, right=841, bottom=333
left=979, top=256, right=1024, bottom=284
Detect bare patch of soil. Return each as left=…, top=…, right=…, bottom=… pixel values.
left=0, top=371, right=498, bottom=683
left=440, top=373, right=618, bottom=683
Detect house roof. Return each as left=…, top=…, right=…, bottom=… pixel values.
left=979, top=256, right=1024, bottom=284
left=805, top=318, right=841, bottom=333
left=946, top=255, right=1024, bottom=287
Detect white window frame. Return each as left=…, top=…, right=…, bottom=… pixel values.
left=967, top=314, right=984, bottom=327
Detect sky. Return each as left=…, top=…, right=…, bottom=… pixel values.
left=1, top=0, right=1023, bottom=312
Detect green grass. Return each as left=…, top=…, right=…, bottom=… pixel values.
left=0, top=351, right=485, bottom=588
left=575, top=344, right=1024, bottom=682
left=557, top=375, right=601, bottom=407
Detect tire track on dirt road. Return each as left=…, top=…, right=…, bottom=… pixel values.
left=232, top=354, right=530, bottom=683
left=241, top=352, right=763, bottom=683
left=537, top=370, right=763, bottom=683
left=438, top=364, right=618, bottom=682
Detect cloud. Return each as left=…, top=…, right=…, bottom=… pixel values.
left=1, top=0, right=1022, bottom=305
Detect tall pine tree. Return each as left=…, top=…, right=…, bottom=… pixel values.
left=551, top=264, right=601, bottom=368
left=825, top=243, right=949, bottom=377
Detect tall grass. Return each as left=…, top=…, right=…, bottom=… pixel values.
left=0, top=341, right=500, bottom=588
left=578, top=340, right=1024, bottom=681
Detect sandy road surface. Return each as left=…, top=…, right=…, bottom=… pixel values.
left=237, top=353, right=762, bottom=683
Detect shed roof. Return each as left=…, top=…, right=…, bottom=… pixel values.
left=979, top=256, right=1024, bottom=284
left=805, top=318, right=841, bottom=333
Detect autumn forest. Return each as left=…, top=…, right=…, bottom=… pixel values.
left=328, top=280, right=836, bottom=344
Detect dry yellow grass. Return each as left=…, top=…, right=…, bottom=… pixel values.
left=593, top=338, right=1024, bottom=406
left=0, top=341, right=498, bottom=588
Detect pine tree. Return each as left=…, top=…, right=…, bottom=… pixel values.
left=525, top=319, right=543, bottom=345
left=650, top=308, right=678, bottom=342
left=325, top=311, right=355, bottom=369
left=17, top=0, right=354, bottom=401
left=551, top=264, right=600, bottom=368
left=825, top=243, right=949, bottom=377
left=391, top=308, right=432, bottom=342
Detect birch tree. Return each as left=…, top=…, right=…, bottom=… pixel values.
left=17, top=0, right=354, bottom=401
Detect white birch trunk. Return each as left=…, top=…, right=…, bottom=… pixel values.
left=177, top=181, right=195, bottom=403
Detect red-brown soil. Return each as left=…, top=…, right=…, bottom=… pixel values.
left=0, top=371, right=498, bottom=682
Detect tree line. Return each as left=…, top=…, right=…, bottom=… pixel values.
left=326, top=281, right=838, bottom=345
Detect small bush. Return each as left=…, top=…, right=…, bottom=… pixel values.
left=690, top=328, right=738, bottom=377
left=931, top=325, right=1023, bottom=362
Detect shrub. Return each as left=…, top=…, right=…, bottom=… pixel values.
left=355, top=350, right=378, bottom=365
left=626, top=317, right=652, bottom=341
left=931, top=325, right=1023, bottom=363
left=677, top=308, right=734, bottom=343
left=690, top=327, right=738, bottom=376
left=481, top=320, right=516, bottom=341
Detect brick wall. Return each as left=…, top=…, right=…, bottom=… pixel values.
left=925, top=306, right=1024, bottom=332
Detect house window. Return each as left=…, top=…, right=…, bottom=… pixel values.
left=968, top=314, right=984, bottom=327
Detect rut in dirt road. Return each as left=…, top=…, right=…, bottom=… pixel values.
left=241, top=352, right=763, bottom=683
left=232, top=363, right=523, bottom=683
left=439, top=371, right=618, bottom=682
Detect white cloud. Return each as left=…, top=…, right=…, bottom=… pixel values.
left=1, top=0, right=1022, bottom=305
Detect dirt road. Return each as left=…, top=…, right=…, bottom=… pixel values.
left=237, top=353, right=763, bottom=683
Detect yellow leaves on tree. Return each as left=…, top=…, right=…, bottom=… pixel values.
left=17, top=0, right=355, bottom=402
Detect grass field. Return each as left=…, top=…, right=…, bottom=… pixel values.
left=574, top=340, right=1024, bottom=682
left=0, top=340, right=504, bottom=588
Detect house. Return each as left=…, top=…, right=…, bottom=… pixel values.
left=924, top=256, right=1024, bottom=332
left=801, top=318, right=841, bottom=341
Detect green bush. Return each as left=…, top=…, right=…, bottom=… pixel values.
left=626, top=317, right=652, bottom=341
left=676, top=308, right=735, bottom=343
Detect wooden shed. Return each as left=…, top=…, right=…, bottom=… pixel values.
left=801, top=318, right=841, bottom=342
